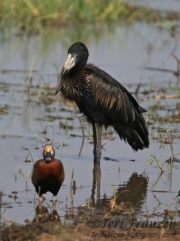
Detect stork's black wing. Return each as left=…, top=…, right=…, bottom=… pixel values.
left=85, top=64, right=149, bottom=151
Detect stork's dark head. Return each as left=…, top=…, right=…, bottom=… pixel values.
left=43, top=144, right=55, bottom=163
left=55, top=42, right=89, bottom=95
left=64, top=42, right=89, bottom=73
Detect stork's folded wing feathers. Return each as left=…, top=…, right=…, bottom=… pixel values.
left=86, top=65, right=146, bottom=126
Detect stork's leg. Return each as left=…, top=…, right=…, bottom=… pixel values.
left=92, top=122, right=97, bottom=155
left=92, top=123, right=102, bottom=163
left=97, top=125, right=102, bottom=159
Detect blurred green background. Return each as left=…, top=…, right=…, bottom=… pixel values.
left=0, top=0, right=179, bottom=32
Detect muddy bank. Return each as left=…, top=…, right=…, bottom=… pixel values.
left=1, top=220, right=180, bottom=241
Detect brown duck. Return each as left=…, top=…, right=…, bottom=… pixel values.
left=31, top=145, right=65, bottom=203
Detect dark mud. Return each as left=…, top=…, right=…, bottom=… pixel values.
left=2, top=221, right=180, bottom=241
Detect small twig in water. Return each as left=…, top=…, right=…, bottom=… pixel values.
left=135, top=76, right=142, bottom=95
left=26, top=169, right=32, bottom=191
left=165, top=152, right=180, bottom=163
left=77, top=115, right=85, bottom=138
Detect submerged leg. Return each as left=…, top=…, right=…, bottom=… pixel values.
left=91, top=162, right=101, bottom=206
left=52, top=195, right=57, bottom=202
left=38, top=195, right=45, bottom=204
left=38, top=186, right=46, bottom=204
left=92, top=123, right=102, bottom=163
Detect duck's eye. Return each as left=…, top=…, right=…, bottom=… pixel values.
left=76, top=51, right=79, bottom=55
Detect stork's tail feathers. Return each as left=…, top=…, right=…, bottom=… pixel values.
left=113, top=113, right=149, bottom=151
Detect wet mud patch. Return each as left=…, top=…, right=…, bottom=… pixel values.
left=1, top=220, right=180, bottom=241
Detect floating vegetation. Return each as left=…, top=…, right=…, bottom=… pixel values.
left=59, top=121, right=73, bottom=130
left=0, top=105, right=9, bottom=115
left=152, top=114, right=180, bottom=123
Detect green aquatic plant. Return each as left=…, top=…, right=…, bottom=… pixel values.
left=144, top=153, right=164, bottom=173
left=28, top=150, right=34, bottom=163
left=70, top=169, right=75, bottom=188
left=148, top=79, right=153, bottom=92
left=166, top=129, right=174, bottom=189
left=0, top=0, right=179, bottom=31
left=112, top=186, right=118, bottom=202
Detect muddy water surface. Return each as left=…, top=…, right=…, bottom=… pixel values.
left=0, top=21, right=180, bottom=225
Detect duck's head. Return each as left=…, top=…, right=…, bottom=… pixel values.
left=43, top=144, right=55, bottom=163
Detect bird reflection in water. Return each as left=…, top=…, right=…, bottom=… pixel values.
left=82, top=162, right=148, bottom=216
left=32, top=204, right=60, bottom=223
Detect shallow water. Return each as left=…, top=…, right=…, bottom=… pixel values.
left=0, top=20, right=180, bottom=225
left=129, top=0, right=180, bottom=11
